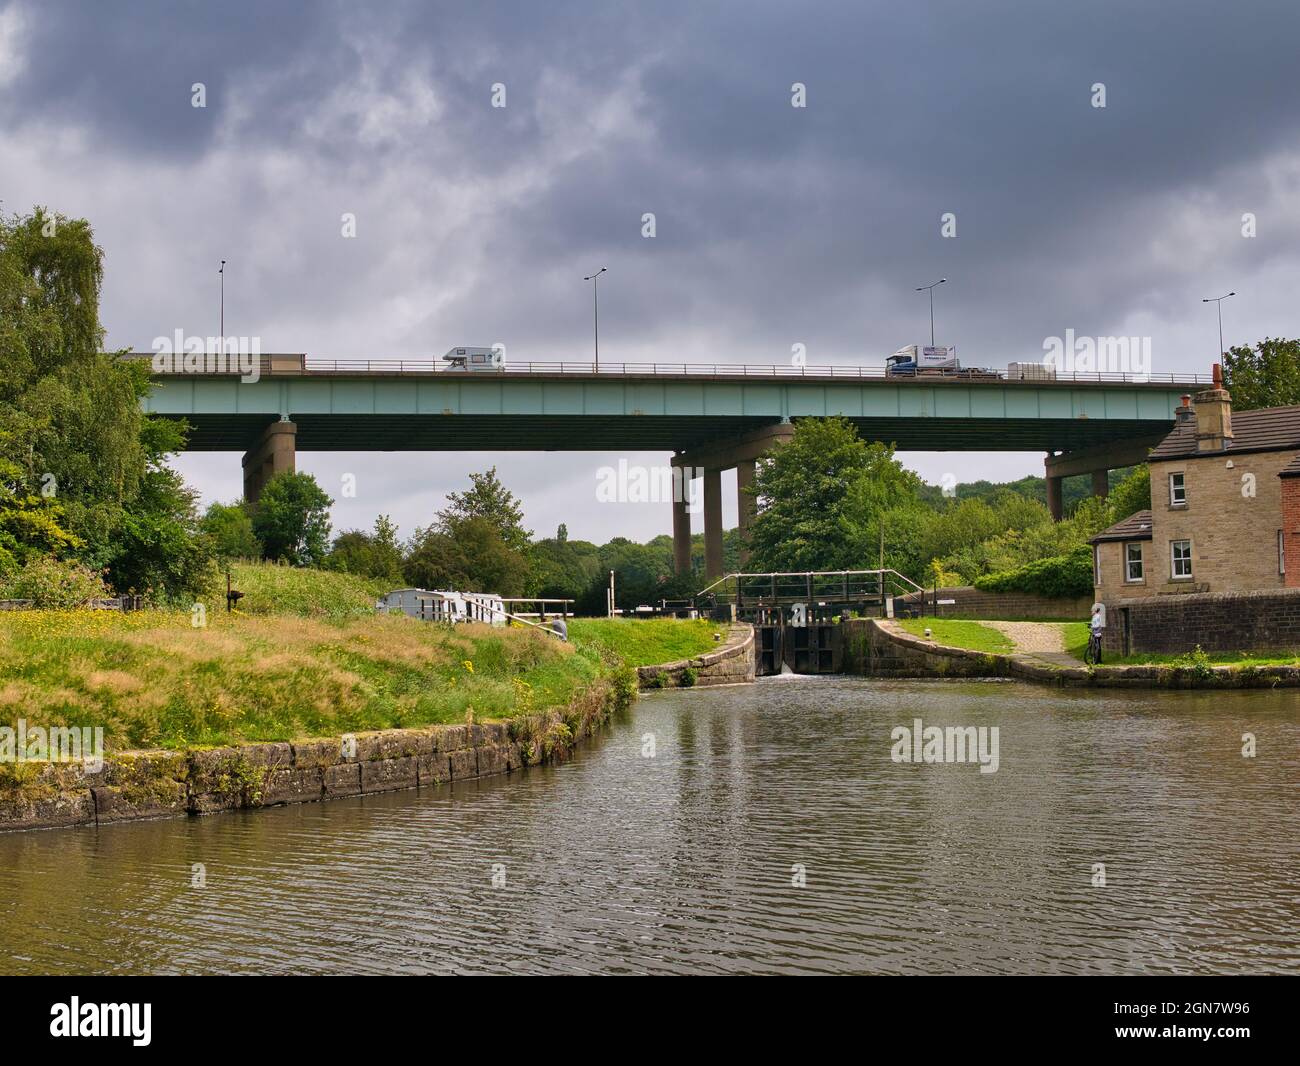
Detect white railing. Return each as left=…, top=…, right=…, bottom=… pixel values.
left=696, top=569, right=927, bottom=605
left=122, top=353, right=1211, bottom=387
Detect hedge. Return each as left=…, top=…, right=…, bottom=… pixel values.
left=973, top=545, right=1093, bottom=598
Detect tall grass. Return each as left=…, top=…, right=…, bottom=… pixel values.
left=207, top=560, right=390, bottom=619
left=0, top=610, right=600, bottom=750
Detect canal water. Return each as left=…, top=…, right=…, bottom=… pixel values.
left=1, top=677, right=1296, bottom=975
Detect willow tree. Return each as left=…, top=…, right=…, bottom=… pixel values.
left=0, top=208, right=210, bottom=596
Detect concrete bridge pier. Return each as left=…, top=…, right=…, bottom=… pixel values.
left=1044, top=433, right=1163, bottom=520
left=703, top=468, right=724, bottom=579
left=673, top=423, right=793, bottom=580
left=671, top=491, right=693, bottom=575
left=242, top=420, right=297, bottom=503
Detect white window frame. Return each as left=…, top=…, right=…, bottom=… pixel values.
left=1093, top=546, right=1102, bottom=586
left=1168, top=471, right=1187, bottom=507
left=1280, top=529, right=1286, bottom=576
left=1171, top=539, right=1193, bottom=580
left=1125, top=542, right=1144, bottom=583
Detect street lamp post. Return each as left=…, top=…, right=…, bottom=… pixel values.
left=219, top=259, right=226, bottom=344
left=1201, top=291, right=1236, bottom=358
left=915, top=278, right=946, bottom=348
left=583, top=267, right=606, bottom=370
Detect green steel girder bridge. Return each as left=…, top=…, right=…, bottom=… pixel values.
left=134, top=354, right=1211, bottom=579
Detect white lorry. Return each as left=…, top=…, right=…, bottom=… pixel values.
left=885, top=345, right=960, bottom=376
left=885, top=345, right=1001, bottom=380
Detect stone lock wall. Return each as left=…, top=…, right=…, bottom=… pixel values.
left=846, top=617, right=1300, bottom=689
left=636, top=624, right=755, bottom=688
left=0, top=676, right=625, bottom=833
left=841, top=618, right=1007, bottom=680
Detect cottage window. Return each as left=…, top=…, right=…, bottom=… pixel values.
left=1125, top=543, right=1143, bottom=582
left=1280, top=529, right=1286, bottom=576
left=1093, top=546, right=1102, bottom=586
left=1168, top=472, right=1187, bottom=506
left=1171, top=539, right=1193, bottom=579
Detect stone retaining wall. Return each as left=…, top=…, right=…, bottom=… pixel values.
left=899, top=586, right=1092, bottom=621
left=844, top=618, right=1300, bottom=689
left=0, top=674, right=629, bottom=833
left=636, top=624, right=755, bottom=688
left=1104, top=587, right=1300, bottom=655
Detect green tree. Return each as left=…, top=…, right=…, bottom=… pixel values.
left=201, top=501, right=261, bottom=560
left=0, top=459, right=83, bottom=574
left=108, top=417, right=213, bottom=598
left=746, top=418, right=917, bottom=571
left=531, top=527, right=602, bottom=600
left=1106, top=464, right=1151, bottom=520
left=251, top=472, right=333, bottom=566
left=404, top=516, right=530, bottom=596
left=326, top=514, right=403, bottom=583
left=437, top=467, right=531, bottom=552
left=0, top=207, right=211, bottom=598
left=1221, top=338, right=1300, bottom=411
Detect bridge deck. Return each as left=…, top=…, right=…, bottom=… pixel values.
left=134, top=356, right=1206, bottom=453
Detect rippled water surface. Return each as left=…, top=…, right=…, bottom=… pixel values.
left=1, top=677, right=1297, bottom=974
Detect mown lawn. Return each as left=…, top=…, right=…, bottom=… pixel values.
left=896, top=617, right=1016, bottom=654
left=1061, top=621, right=1090, bottom=661
left=567, top=617, right=723, bottom=667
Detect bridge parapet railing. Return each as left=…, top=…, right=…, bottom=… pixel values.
left=122, top=352, right=1213, bottom=387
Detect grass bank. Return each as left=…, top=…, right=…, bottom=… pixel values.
left=566, top=617, right=721, bottom=667
left=0, top=609, right=608, bottom=751
left=0, top=565, right=722, bottom=752
left=208, top=560, right=390, bottom=619
left=1100, top=647, right=1300, bottom=667
left=896, top=618, right=1015, bottom=654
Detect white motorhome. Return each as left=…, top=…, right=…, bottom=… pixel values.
left=442, top=346, right=504, bottom=371
left=376, top=588, right=429, bottom=618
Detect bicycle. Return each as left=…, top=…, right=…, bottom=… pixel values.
left=1084, top=629, right=1102, bottom=665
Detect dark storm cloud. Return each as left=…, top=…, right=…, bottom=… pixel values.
left=0, top=0, right=345, bottom=153
left=3, top=0, right=1299, bottom=538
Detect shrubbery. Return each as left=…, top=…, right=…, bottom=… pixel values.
left=973, top=545, right=1094, bottom=598
left=0, top=556, right=111, bottom=607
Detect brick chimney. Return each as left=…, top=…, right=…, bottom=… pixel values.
left=1175, top=394, right=1194, bottom=424
left=1194, top=363, right=1233, bottom=452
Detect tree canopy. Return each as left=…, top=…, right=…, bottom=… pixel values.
left=251, top=471, right=334, bottom=567
left=746, top=417, right=920, bottom=572
left=0, top=207, right=211, bottom=598
left=1222, top=337, right=1300, bottom=411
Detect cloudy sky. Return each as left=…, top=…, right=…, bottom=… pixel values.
left=3, top=0, right=1298, bottom=543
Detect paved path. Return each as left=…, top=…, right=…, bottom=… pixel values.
left=984, top=620, right=1065, bottom=653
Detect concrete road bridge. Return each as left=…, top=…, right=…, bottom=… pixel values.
left=133, top=354, right=1211, bottom=578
